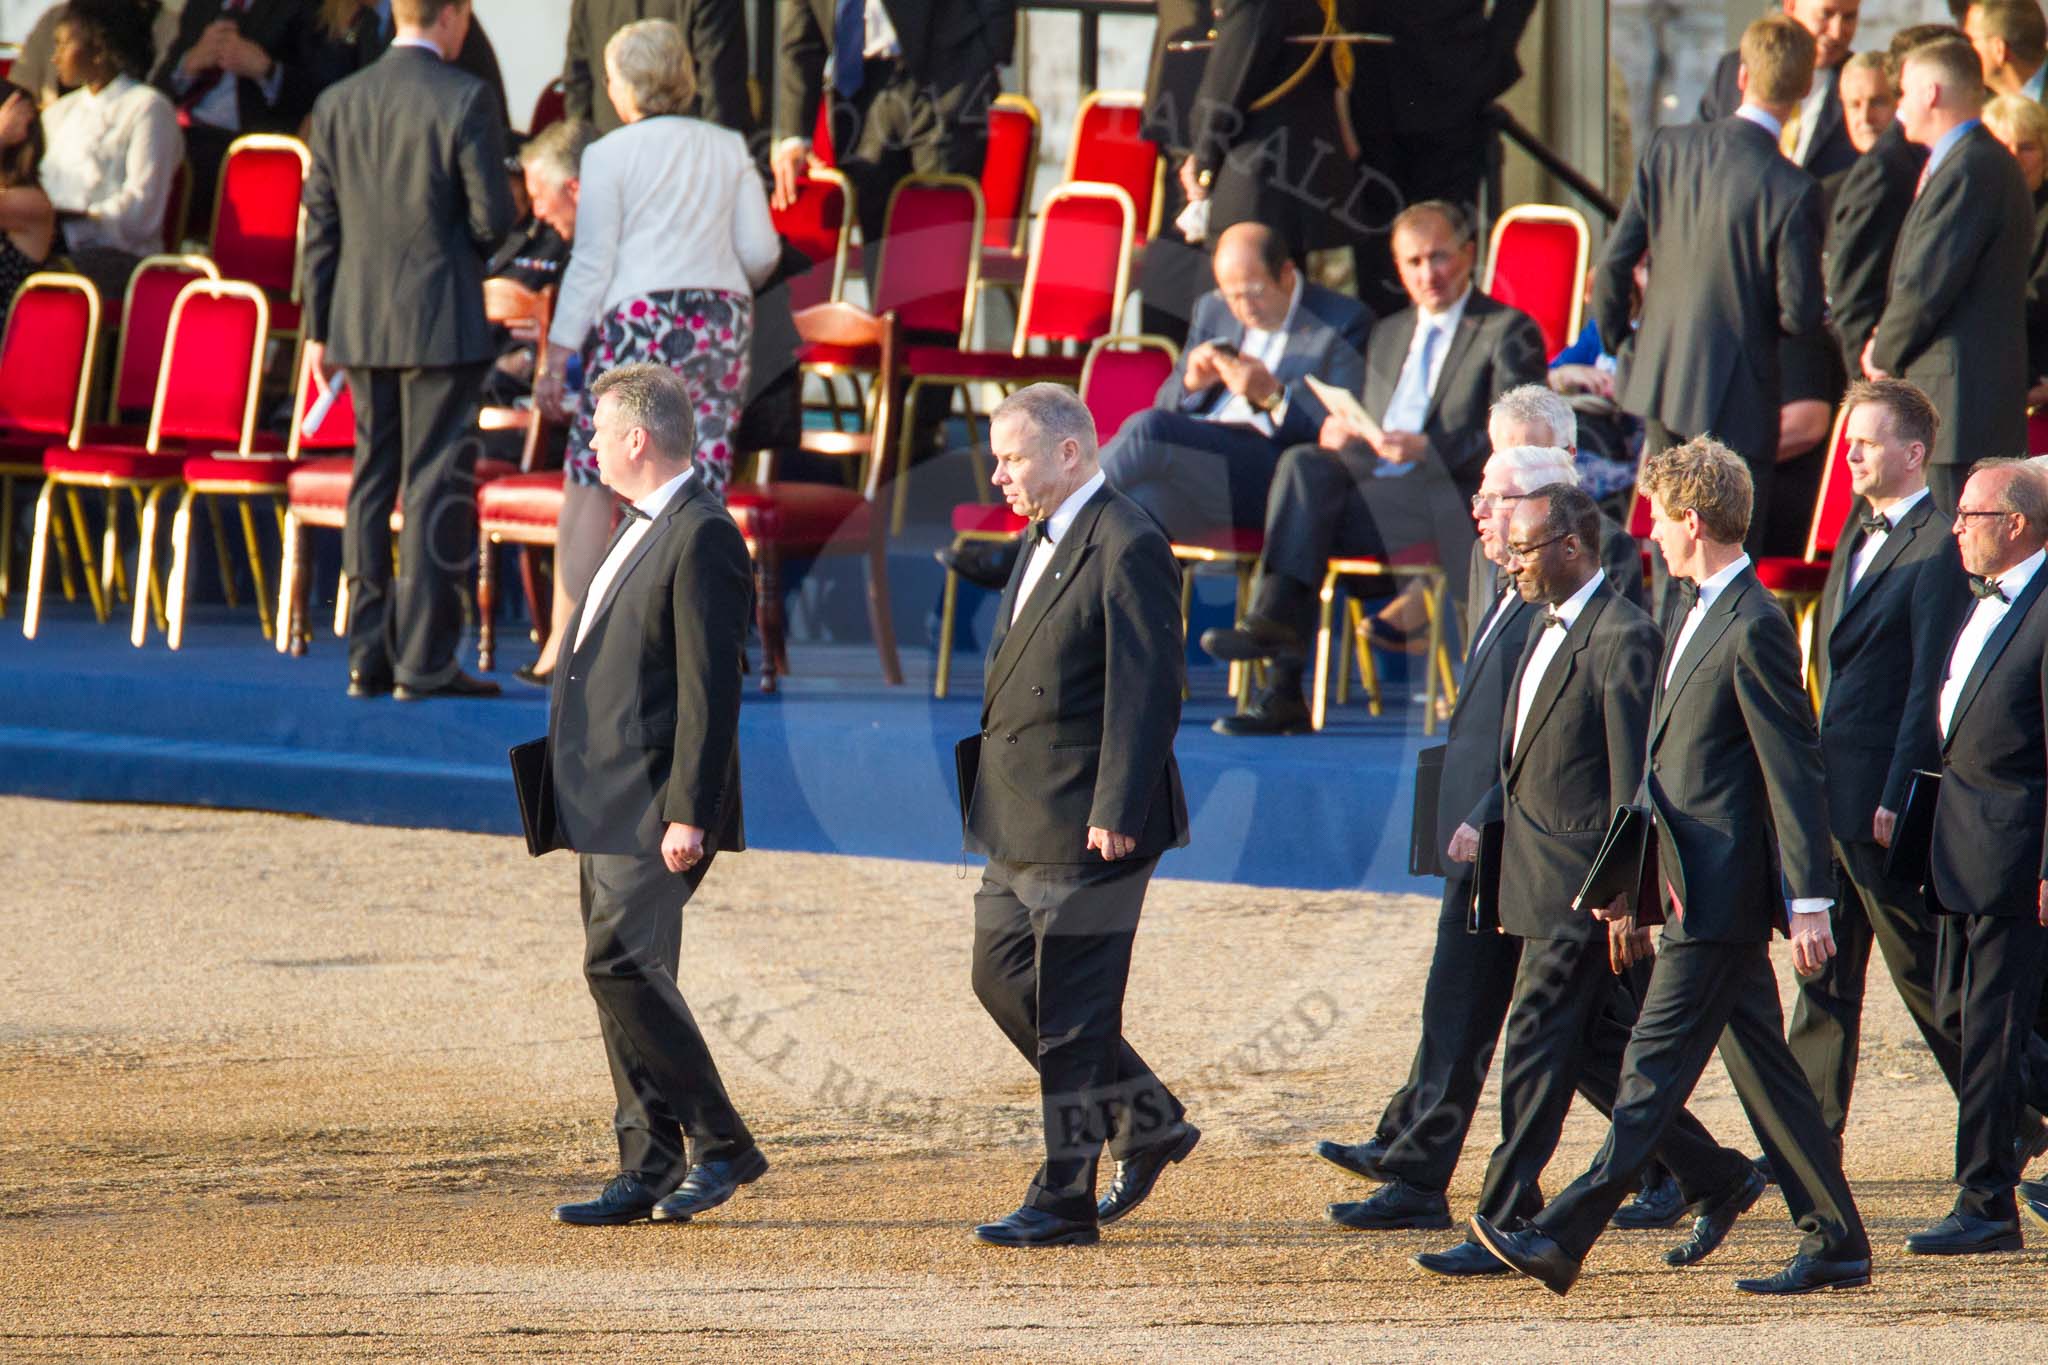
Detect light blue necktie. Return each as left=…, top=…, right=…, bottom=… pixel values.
left=1374, top=321, right=1440, bottom=478
left=833, top=0, right=867, bottom=97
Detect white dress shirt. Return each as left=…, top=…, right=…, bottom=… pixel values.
left=1511, top=572, right=1601, bottom=757
left=1469, top=580, right=1518, bottom=661
left=573, top=468, right=696, bottom=652
left=1375, top=285, right=1469, bottom=479
left=859, top=0, right=902, bottom=60
left=1013, top=471, right=1104, bottom=624
left=1939, top=548, right=2046, bottom=738
left=38, top=75, right=183, bottom=258
left=1846, top=485, right=1928, bottom=594
left=1208, top=273, right=1302, bottom=435
left=1664, top=554, right=1750, bottom=687
left=549, top=116, right=782, bottom=351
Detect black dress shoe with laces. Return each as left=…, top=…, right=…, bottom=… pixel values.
left=1612, top=1166, right=1689, bottom=1229
left=347, top=670, right=393, bottom=698
left=1412, top=1239, right=1508, bottom=1277
left=1312, top=1137, right=1392, bottom=1183
left=394, top=670, right=503, bottom=701
left=1733, top=1254, right=1872, bottom=1295
left=1097, top=1123, right=1200, bottom=1225
left=1903, top=1212, right=2023, bottom=1255
left=1213, top=689, right=1312, bottom=737
left=650, top=1147, right=769, bottom=1222
left=973, top=1204, right=1100, bottom=1247
left=1664, top=1166, right=1765, bottom=1266
left=552, top=1173, right=666, bottom=1225
left=1327, top=1179, right=1452, bottom=1230
left=1468, top=1214, right=1580, bottom=1295
left=1198, top=615, right=1302, bottom=664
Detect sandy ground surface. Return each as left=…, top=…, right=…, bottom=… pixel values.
left=1, top=796, right=2041, bottom=1362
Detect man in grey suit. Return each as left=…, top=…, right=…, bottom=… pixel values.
left=961, top=384, right=1197, bottom=1249
left=1864, top=36, right=2033, bottom=516
left=1199, top=200, right=1545, bottom=735
left=1597, top=14, right=1826, bottom=561
left=302, top=0, right=515, bottom=700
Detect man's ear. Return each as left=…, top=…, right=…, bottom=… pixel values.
left=1736, top=61, right=1751, bottom=99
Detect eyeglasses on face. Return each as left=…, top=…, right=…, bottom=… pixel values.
left=1506, top=533, right=1569, bottom=562
left=1472, top=491, right=1531, bottom=513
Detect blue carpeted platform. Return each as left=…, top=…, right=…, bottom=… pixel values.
left=0, top=541, right=1444, bottom=892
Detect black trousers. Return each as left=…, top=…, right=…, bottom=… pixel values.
left=1926, top=463, right=1974, bottom=521
left=1371, top=875, right=1521, bottom=1191
left=342, top=362, right=488, bottom=689
left=1532, top=936, right=1869, bottom=1264
left=579, top=848, right=754, bottom=1182
left=1102, top=410, right=1287, bottom=541
left=1786, top=839, right=1960, bottom=1137
left=1471, top=934, right=1749, bottom=1234
left=971, top=855, right=1187, bottom=1222
left=1934, top=911, right=2048, bottom=1220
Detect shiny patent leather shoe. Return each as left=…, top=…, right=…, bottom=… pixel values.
left=1327, top=1179, right=1451, bottom=1230
left=1733, top=1254, right=1872, bottom=1295
left=973, top=1204, right=1100, bottom=1248
left=1469, top=1214, right=1580, bottom=1295
left=393, top=670, right=503, bottom=701
left=1312, top=1137, right=1392, bottom=1184
left=1412, top=1239, right=1508, bottom=1277
left=650, top=1147, right=769, bottom=1222
left=552, top=1173, right=665, bottom=1226
left=1097, top=1123, right=1200, bottom=1225
left=1664, top=1167, right=1764, bottom=1267
left=1611, top=1166, right=1688, bottom=1229
left=1903, top=1212, right=2022, bottom=1255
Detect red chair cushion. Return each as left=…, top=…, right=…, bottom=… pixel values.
left=1082, top=348, right=1176, bottom=440
left=981, top=104, right=1036, bottom=253
left=479, top=470, right=565, bottom=528
left=0, top=282, right=96, bottom=435
left=905, top=346, right=1085, bottom=382
left=1173, top=527, right=1264, bottom=556
left=727, top=482, right=870, bottom=549
left=797, top=340, right=881, bottom=370
left=286, top=455, right=354, bottom=510
left=215, top=144, right=306, bottom=296
left=181, top=454, right=294, bottom=485
left=1071, top=99, right=1159, bottom=245
left=1754, top=556, right=1831, bottom=593
left=268, top=296, right=303, bottom=332
left=1488, top=217, right=1582, bottom=359
left=45, top=443, right=183, bottom=480
left=874, top=181, right=980, bottom=335
left=952, top=503, right=1028, bottom=535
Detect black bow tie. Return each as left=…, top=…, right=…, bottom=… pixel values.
left=1859, top=513, right=1889, bottom=536
left=618, top=501, right=651, bottom=522
left=1031, top=519, right=1053, bottom=544
left=1674, top=579, right=1701, bottom=607
left=1540, top=607, right=1566, bottom=631
left=1970, top=575, right=2006, bottom=602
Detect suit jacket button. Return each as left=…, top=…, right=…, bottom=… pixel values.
left=1031, top=685, right=1043, bottom=696
left=980, top=729, right=989, bottom=738
left=1006, top=733, right=1017, bottom=744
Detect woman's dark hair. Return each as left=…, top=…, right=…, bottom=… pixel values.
left=59, top=0, right=161, bottom=82
left=0, top=80, right=45, bottom=189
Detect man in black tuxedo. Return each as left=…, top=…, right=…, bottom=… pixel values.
left=1909, top=459, right=2048, bottom=1254
left=1414, top=485, right=1758, bottom=1280
left=302, top=0, right=515, bottom=700
left=1698, top=0, right=1862, bottom=182
left=1475, top=437, right=1872, bottom=1298
left=1201, top=200, right=1545, bottom=735
left=1826, top=42, right=1931, bottom=382
left=563, top=0, right=751, bottom=136
left=152, top=0, right=320, bottom=219
left=539, top=363, right=764, bottom=1228
left=1599, top=14, right=1826, bottom=560
left=1786, top=380, right=1971, bottom=1145
left=1865, top=37, right=2033, bottom=516
left=962, top=384, right=1196, bottom=1249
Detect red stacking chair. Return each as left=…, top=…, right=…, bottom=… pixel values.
left=528, top=78, right=567, bottom=137
left=770, top=167, right=855, bottom=312
left=275, top=348, right=360, bottom=654
left=109, top=255, right=218, bottom=418
left=1754, top=402, right=1853, bottom=703
left=728, top=303, right=905, bottom=693
left=472, top=280, right=563, bottom=671
left=0, top=273, right=102, bottom=618
left=811, top=99, right=835, bottom=167
left=1067, top=91, right=1163, bottom=246
left=24, top=280, right=272, bottom=641
left=975, top=94, right=1042, bottom=295
left=1482, top=205, right=1591, bottom=361
left=209, top=134, right=310, bottom=340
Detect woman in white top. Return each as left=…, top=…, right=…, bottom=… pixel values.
left=36, top=0, right=181, bottom=307
left=537, top=16, right=779, bottom=502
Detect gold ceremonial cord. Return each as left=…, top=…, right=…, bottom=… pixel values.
left=1247, top=0, right=1354, bottom=113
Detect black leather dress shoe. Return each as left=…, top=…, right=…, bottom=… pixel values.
left=1199, top=615, right=1302, bottom=664
left=1611, top=1167, right=1688, bottom=1229
left=1468, top=1214, right=1580, bottom=1295
left=1327, top=1179, right=1451, bottom=1230
left=347, top=670, right=393, bottom=698
left=1097, top=1123, right=1200, bottom=1225
left=394, top=670, right=503, bottom=701
left=936, top=537, right=1021, bottom=591
left=1412, top=1239, right=1508, bottom=1277
left=1903, top=1212, right=2023, bottom=1255
left=552, top=1173, right=665, bottom=1225
left=2017, top=1179, right=2048, bottom=1233
left=1664, top=1167, right=1764, bottom=1267
left=1213, top=690, right=1312, bottom=737
left=1733, top=1254, right=1872, bottom=1295
left=973, top=1204, right=1100, bottom=1247
left=1312, top=1137, right=1391, bottom=1183
left=650, top=1147, right=769, bottom=1222
left=1750, top=1151, right=1777, bottom=1185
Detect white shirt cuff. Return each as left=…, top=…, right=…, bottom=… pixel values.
left=1787, top=898, right=1833, bottom=918
left=776, top=137, right=810, bottom=157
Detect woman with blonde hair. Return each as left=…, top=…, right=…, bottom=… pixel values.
left=1983, top=92, right=2048, bottom=406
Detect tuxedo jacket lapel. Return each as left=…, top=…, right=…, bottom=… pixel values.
left=1652, top=574, right=1746, bottom=739
left=1943, top=568, right=2048, bottom=750
left=1838, top=498, right=1931, bottom=629
left=1505, top=587, right=1605, bottom=780
left=570, top=484, right=703, bottom=663
left=983, top=492, right=1109, bottom=709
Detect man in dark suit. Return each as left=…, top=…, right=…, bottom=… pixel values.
left=1964, top=1, right=2048, bottom=102
left=1826, top=48, right=1929, bottom=381
left=562, top=0, right=751, bottom=136
left=767, top=0, right=1013, bottom=245
left=539, top=363, right=765, bottom=1227
left=1414, top=485, right=1758, bottom=1280
left=1136, top=0, right=1211, bottom=341
left=1475, top=437, right=1872, bottom=1298
left=962, top=384, right=1197, bottom=1248
left=302, top=0, right=515, bottom=700
left=1200, top=199, right=1545, bottom=735
left=1698, top=0, right=1862, bottom=182
left=1600, top=14, right=1826, bottom=560
left=1908, top=459, right=2048, bottom=1254
left=1865, top=37, right=2033, bottom=517
left=152, top=0, right=320, bottom=218
left=1785, top=380, right=1972, bottom=1147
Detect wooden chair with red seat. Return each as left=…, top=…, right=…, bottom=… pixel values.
left=24, top=279, right=271, bottom=640
left=974, top=93, right=1041, bottom=306
left=894, top=182, right=1135, bottom=533
left=1753, top=402, right=1854, bottom=705
left=208, top=134, right=310, bottom=345
left=0, top=273, right=102, bottom=618
left=472, top=280, right=564, bottom=672
left=1481, top=204, right=1591, bottom=361
left=527, top=78, right=567, bottom=138
left=930, top=333, right=1178, bottom=699
left=727, top=302, right=905, bottom=693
